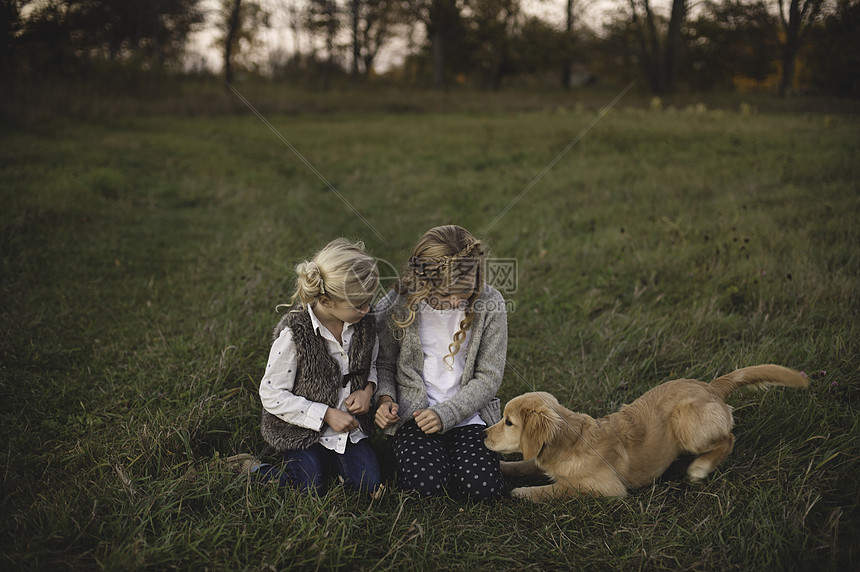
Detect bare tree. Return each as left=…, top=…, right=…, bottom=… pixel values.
left=350, top=0, right=360, bottom=76
left=664, top=0, right=686, bottom=92
left=407, top=0, right=465, bottom=88
left=287, top=1, right=302, bottom=56
left=559, top=0, right=600, bottom=88
left=219, top=0, right=267, bottom=83
left=347, top=0, right=401, bottom=77
left=627, top=0, right=687, bottom=93
left=776, top=0, right=825, bottom=95
left=17, top=0, right=203, bottom=71
left=469, top=0, right=522, bottom=89
left=561, top=0, right=576, bottom=89
left=223, top=0, right=242, bottom=83
left=306, top=0, right=341, bottom=86
left=562, top=0, right=575, bottom=88
left=628, top=0, right=661, bottom=92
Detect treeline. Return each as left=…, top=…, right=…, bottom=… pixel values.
left=2, top=0, right=859, bottom=96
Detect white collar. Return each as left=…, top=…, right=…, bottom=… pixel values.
left=307, top=303, right=353, bottom=337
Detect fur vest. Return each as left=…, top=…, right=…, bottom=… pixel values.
left=260, top=307, right=377, bottom=451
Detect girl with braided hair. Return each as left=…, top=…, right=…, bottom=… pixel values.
left=374, top=225, right=507, bottom=501
left=242, top=238, right=383, bottom=495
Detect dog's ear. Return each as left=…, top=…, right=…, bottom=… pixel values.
left=520, top=400, right=562, bottom=460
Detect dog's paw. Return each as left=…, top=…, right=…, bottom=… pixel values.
left=686, top=465, right=709, bottom=482
left=510, top=487, right=530, bottom=499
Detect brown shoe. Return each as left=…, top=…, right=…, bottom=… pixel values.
left=221, top=453, right=262, bottom=475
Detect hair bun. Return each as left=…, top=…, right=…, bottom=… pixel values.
left=297, top=260, right=325, bottom=299
left=303, top=260, right=320, bottom=279
left=286, top=238, right=377, bottom=308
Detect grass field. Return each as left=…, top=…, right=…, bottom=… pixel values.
left=1, top=88, right=859, bottom=570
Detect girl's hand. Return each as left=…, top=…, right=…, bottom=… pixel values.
left=324, top=407, right=359, bottom=433
left=345, top=385, right=372, bottom=415
left=414, top=409, right=442, bottom=434
left=375, top=397, right=400, bottom=429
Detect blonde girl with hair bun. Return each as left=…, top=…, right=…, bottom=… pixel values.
left=247, top=238, right=383, bottom=495
left=289, top=238, right=379, bottom=310
left=374, top=225, right=507, bottom=501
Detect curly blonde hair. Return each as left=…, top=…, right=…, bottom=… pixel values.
left=285, top=238, right=379, bottom=310
left=393, top=225, right=486, bottom=366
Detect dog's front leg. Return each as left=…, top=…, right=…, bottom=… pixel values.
left=500, top=458, right=543, bottom=477
left=510, top=483, right=572, bottom=501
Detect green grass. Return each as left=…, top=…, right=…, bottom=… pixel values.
left=1, top=95, right=858, bottom=570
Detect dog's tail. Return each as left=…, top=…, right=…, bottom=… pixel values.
left=708, top=364, right=808, bottom=400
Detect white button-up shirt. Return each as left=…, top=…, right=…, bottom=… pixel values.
left=259, top=304, right=378, bottom=453
left=418, top=301, right=482, bottom=428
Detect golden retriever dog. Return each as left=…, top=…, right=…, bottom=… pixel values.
left=485, top=365, right=808, bottom=501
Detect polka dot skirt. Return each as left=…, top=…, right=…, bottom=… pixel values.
left=392, top=421, right=503, bottom=501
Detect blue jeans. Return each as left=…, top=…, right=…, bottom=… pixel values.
left=256, top=439, right=382, bottom=495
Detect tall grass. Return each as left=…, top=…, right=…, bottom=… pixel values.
left=1, top=97, right=858, bottom=570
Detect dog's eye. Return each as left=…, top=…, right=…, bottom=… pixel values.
left=505, top=418, right=513, bottom=426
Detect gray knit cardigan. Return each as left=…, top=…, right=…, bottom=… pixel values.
left=374, top=284, right=508, bottom=435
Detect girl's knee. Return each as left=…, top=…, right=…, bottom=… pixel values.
left=396, top=464, right=447, bottom=497
left=280, top=446, right=328, bottom=493
left=288, top=466, right=327, bottom=494
left=456, top=468, right=502, bottom=500
left=344, top=464, right=383, bottom=493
